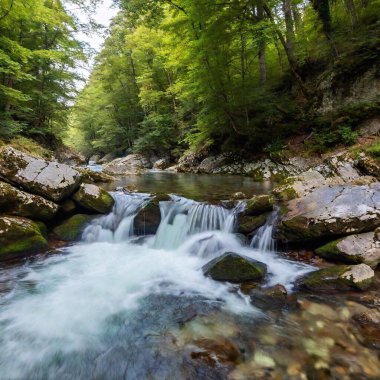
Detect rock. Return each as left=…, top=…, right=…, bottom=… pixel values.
left=153, top=158, right=171, bottom=170
left=202, top=252, right=267, bottom=283
left=0, top=146, right=81, bottom=202
left=176, top=152, right=205, bottom=173
left=103, top=154, right=151, bottom=175
left=134, top=195, right=169, bottom=235
left=275, top=183, right=380, bottom=242
left=55, top=145, right=86, bottom=166
left=98, top=153, right=115, bottom=164
left=359, top=116, right=380, bottom=137
left=244, top=195, right=274, bottom=216
left=352, top=307, right=380, bottom=348
left=0, top=181, right=58, bottom=221
left=197, top=155, right=229, bottom=174
left=53, top=214, right=94, bottom=241
left=315, top=231, right=380, bottom=267
left=76, top=168, right=114, bottom=183
left=60, top=199, right=77, bottom=216
left=0, top=216, right=48, bottom=257
left=237, top=214, right=267, bottom=235
left=298, top=264, right=374, bottom=291
left=356, top=153, right=380, bottom=180
left=73, top=184, right=115, bottom=214
left=249, top=284, right=288, bottom=309
left=231, top=192, right=247, bottom=200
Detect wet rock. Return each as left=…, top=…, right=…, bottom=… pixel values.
left=0, top=146, right=81, bottom=202
left=275, top=183, right=380, bottom=242
left=60, top=199, right=77, bottom=216
left=244, top=195, right=274, bottom=216
left=134, top=195, right=169, bottom=235
left=249, top=284, right=288, bottom=309
left=103, top=154, right=151, bottom=175
left=298, top=264, right=374, bottom=291
left=153, top=158, right=171, bottom=170
left=0, top=216, right=48, bottom=257
left=190, top=338, right=241, bottom=367
left=0, top=181, right=58, bottom=221
left=76, top=168, right=114, bottom=183
left=203, top=252, right=267, bottom=283
left=315, top=231, right=380, bottom=267
left=236, top=214, right=267, bottom=235
left=197, top=155, right=229, bottom=174
left=53, top=214, right=94, bottom=241
left=231, top=192, right=247, bottom=200
left=73, top=184, right=114, bottom=214
left=352, top=308, right=380, bottom=348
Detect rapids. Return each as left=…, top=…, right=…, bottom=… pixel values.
left=0, top=191, right=313, bottom=379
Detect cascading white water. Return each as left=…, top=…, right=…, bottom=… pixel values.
left=153, top=196, right=232, bottom=250
left=0, top=191, right=314, bottom=379
left=250, top=209, right=278, bottom=253
left=82, top=192, right=151, bottom=243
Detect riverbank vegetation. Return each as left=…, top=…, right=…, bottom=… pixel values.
left=0, top=1, right=379, bottom=160
left=67, top=0, right=380, bottom=159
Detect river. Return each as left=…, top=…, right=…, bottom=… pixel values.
left=0, top=172, right=379, bottom=379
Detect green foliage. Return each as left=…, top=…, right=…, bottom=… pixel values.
left=365, top=142, right=380, bottom=158
left=68, top=0, right=380, bottom=158
left=0, top=0, right=85, bottom=140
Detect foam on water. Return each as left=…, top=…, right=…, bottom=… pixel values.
left=0, top=191, right=313, bottom=378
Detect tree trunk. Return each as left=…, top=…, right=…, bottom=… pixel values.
left=283, top=0, right=296, bottom=58
left=257, top=0, right=267, bottom=85
left=344, top=0, right=358, bottom=26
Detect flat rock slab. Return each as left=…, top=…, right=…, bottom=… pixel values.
left=0, top=182, right=58, bottom=221
left=275, top=183, right=380, bottom=242
left=0, top=147, right=81, bottom=202
left=316, top=231, right=380, bottom=267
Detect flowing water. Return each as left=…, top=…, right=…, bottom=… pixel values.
left=1, top=176, right=380, bottom=379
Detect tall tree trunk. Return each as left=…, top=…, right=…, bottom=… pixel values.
left=283, top=0, right=296, bottom=58
left=257, top=1, right=267, bottom=85
left=262, top=3, right=309, bottom=97
left=310, top=0, right=339, bottom=58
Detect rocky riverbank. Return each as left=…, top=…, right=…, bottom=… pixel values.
left=0, top=146, right=114, bottom=258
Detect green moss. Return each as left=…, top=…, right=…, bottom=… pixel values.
left=203, top=252, right=267, bottom=283
left=237, top=214, right=267, bottom=235
left=53, top=214, right=94, bottom=241
left=245, top=195, right=274, bottom=216
left=73, top=184, right=115, bottom=214
left=9, top=136, right=53, bottom=159
left=0, top=217, right=48, bottom=257
left=302, top=266, right=350, bottom=290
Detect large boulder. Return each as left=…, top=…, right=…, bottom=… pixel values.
left=103, top=154, right=151, bottom=175
left=315, top=231, right=380, bottom=268
left=236, top=214, right=267, bottom=235
left=356, top=153, right=380, bottom=180
left=0, top=181, right=58, bottom=221
left=76, top=168, right=114, bottom=184
left=153, top=158, right=171, bottom=170
left=134, top=195, right=169, bottom=235
left=0, top=146, right=81, bottom=202
left=202, top=252, right=267, bottom=283
left=55, top=145, right=86, bottom=166
left=73, top=184, right=114, bottom=214
left=0, top=216, right=48, bottom=257
left=298, top=264, right=374, bottom=291
left=275, top=183, right=380, bottom=242
left=244, top=195, right=274, bottom=216
left=53, top=214, right=94, bottom=241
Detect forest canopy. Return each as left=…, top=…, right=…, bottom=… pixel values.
left=1, top=1, right=379, bottom=158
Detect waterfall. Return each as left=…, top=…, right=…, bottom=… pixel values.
left=82, top=192, right=150, bottom=243
left=250, top=209, right=278, bottom=253
left=153, top=196, right=233, bottom=250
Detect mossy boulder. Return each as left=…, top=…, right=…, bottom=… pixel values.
left=298, top=264, right=374, bottom=291
left=0, top=181, right=59, bottom=221
left=76, top=167, right=114, bottom=183
left=0, top=146, right=81, bottom=202
left=203, top=252, right=267, bottom=283
left=275, top=183, right=380, bottom=242
left=0, top=216, right=48, bottom=257
left=245, top=195, right=274, bottom=216
left=73, top=183, right=114, bottom=214
left=53, top=214, right=94, bottom=241
left=249, top=284, right=288, bottom=309
left=237, top=214, right=267, bottom=235
left=315, top=232, right=380, bottom=268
